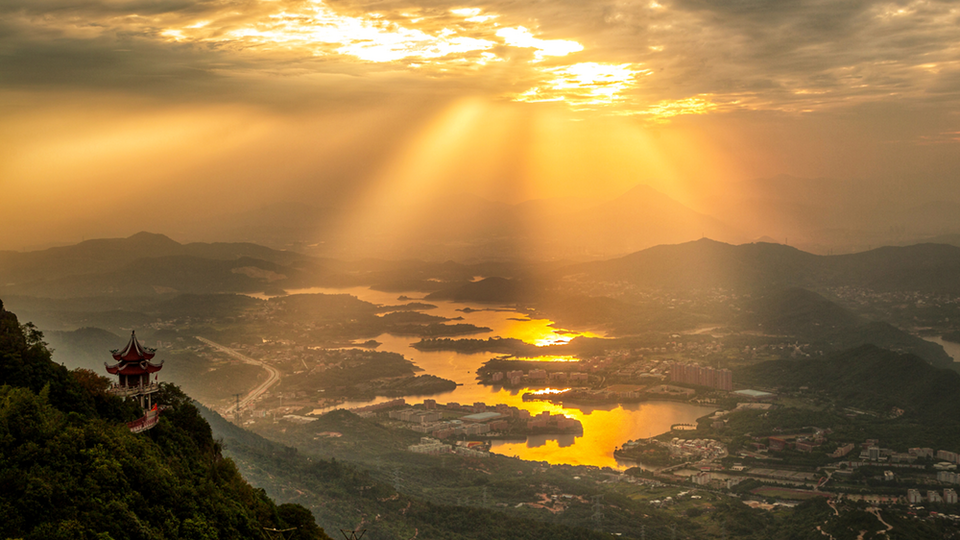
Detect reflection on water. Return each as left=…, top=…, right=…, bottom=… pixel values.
left=288, top=286, right=715, bottom=469
left=526, top=388, right=571, bottom=395
left=489, top=400, right=716, bottom=468
left=526, top=434, right=578, bottom=448
left=512, top=356, right=580, bottom=362
left=923, top=336, right=960, bottom=363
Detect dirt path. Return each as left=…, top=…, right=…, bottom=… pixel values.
left=868, top=507, right=893, bottom=535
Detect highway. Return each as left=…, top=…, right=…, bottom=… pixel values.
left=195, top=336, right=281, bottom=415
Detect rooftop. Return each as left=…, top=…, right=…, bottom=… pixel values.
left=733, top=389, right=776, bottom=398
left=462, top=412, right=503, bottom=422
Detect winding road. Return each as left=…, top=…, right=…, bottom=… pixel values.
left=195, top=336, right=280, bottom=414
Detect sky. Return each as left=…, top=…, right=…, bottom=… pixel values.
left=2, top=0, right=960, bottom=252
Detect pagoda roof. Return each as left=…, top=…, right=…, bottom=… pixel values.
left=105, top=359, right=164, bottom=376
left=111, top=331, right=156, bottom=361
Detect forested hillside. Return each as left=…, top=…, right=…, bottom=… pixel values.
left=739, top=345, right=960, bottom=423
left=0, top=299, right=331, bottom=540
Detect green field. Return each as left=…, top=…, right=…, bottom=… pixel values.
left=751, top=487, right=831, bottom=500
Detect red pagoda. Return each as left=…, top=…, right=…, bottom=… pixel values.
left=106, top=331, right=164, bottom=431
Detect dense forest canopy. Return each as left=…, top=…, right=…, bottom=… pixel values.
left=0, top=298, right=332, bottom=540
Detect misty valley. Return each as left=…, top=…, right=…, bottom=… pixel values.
left=5, top=232, right=960, bottom=539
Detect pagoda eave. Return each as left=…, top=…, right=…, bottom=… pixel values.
left=112, top=352, right=156, bottom=361
left=105, top=359, right=164, bottom=375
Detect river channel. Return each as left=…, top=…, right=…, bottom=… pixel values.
left=284, top=286, right=716, bottom=469
left=923, top=335, right=960, bottom=363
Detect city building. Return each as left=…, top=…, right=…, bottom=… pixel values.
left=408, top=437, right=451, bottom=455
left=455, top=446, right=489, bottom=458
left=768, top=437, right=788, bottom=452
left=831, top=443, right=855, bottom=458
left=667, top=362, right=733, bottom=390
left=487, top=420, right=509, bottom=432
left=891, top=452, right=916, bottom=463
left=462, top=423, right=489, bottom=435
left=691, top=472, right=712, bottom=485
left=938, top=471, right=959, bottom=484
left=388, top=408, right=441, bottom=424
left=462, top=412, right=503, bottom=423
left=938, top=450, right=960, bottom=464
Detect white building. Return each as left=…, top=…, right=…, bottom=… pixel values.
left=408, top=437, right=451, bottom=455
left=938, top=450, right=960, bottom=464
left=938, top=471, right=959, bottom=484
left=691, top=472, right=712, bottom=485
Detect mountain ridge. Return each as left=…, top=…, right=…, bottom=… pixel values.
left=562, top=238, right=960, bottom=293
left=0, top=231, right=313, bottom=286
left=158, top=184, right=746, bottom=260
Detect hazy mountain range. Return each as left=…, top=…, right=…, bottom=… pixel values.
left=564, top=238, right=960, bottom=293
left=696, top=175, right=960, bottom=252
left=6, top=232, right=960, bottom=301
left=152, top=178, right=960, bottom=261
left=0, top=232, right=333, bottom=298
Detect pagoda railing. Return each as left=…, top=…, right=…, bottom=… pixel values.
left=128, top=406, right=164, bottom=433
left=107, top=382, right=160, bottom=398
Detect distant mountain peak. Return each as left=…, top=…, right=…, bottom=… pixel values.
left=123, top=231, right=182, bottom=247
left=754, top=236, right=781, bottom=244
left=127, top=231, right=177, bottom=241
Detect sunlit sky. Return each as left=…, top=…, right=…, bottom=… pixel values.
left=2, top=0, right=960, bottom=252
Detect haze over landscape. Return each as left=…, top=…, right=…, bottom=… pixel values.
left=5, top=0, right=960, bottom=539
left=3, top=0, right=960, bottom=257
